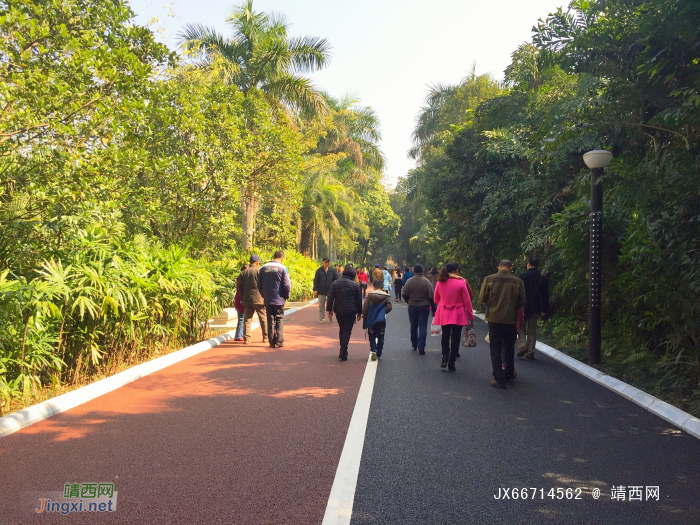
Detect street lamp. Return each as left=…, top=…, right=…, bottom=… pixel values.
left=583, top=150, right=613, bottom=365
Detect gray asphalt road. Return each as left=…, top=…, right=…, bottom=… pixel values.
left=352, top=302, right=700, bottom=524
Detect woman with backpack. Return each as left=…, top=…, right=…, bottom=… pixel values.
left=433, top=262, right=474, bottom=371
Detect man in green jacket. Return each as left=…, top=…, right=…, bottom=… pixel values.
left=479, top=260, right=526, bottom=389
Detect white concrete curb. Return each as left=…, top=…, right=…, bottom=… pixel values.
left=474, top=314, right=700, bottom=440
left=0, top=299, right=317, bottom=439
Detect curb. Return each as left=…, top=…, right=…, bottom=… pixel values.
left=474, top=314, right=700, bottom=440
left=0, top=299, right=318, bottom=439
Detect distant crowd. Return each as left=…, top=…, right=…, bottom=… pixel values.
left=230, top=254, right=549, bottom=390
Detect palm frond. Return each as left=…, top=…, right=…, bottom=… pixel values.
left=263, top=73, right=329, bottom=116
left=288, top=36, right=332, bottom=72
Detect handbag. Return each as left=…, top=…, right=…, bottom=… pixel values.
left=462, top=321, right=477, bottom=347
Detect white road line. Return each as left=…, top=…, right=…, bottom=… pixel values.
left=322, top=355, right=378, bottom=525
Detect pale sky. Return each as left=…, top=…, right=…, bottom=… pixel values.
left=129, top=0, right=568, bottom=187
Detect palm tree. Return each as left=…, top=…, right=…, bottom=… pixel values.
left=178, top=0, right=332, bottom=249
left=410, top=65, right=501, bottom=161
left=299, top=170, right=355, bottom=261
left=314, top=94, right=385, bottom=174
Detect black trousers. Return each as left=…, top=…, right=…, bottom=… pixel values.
left=266, top=305, right=285, bottom=346
left=336, top=313, right=356, bottom=355
left=394, top=283, right=402, bottom=300
left=441, top=324, right=462, bottom=364
left=488, top=322, right=517, bottom=383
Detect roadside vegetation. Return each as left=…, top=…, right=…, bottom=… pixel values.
left=392, top=0, right=700, bottom=416
left=0, top=0, right=396, bottom=413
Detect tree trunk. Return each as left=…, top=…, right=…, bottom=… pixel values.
left=241, top=183, right=257, bottom=250
left=300, top=220, right=314, bottom=257
left=328, top=232, right=333, bottom=262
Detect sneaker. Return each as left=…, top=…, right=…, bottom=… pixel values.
left=448, top=363, right=456, bottom=372
left=412, top=347, right=417, bottom=352
left=276, top=342, right=284, bottom=348
left=234, top=337, right=244, bottom=342
left=517, top=348, right=528, bottom=358
left=370, top=351, right=377, bottom=361
left=340, top=355, right=348, bottom=361
left=491, top=379, right=506, bottom=389
left=320, top=319, right=325, bottom=324
left=525, top=352, right=535, bottom=360
left=419, top=350, right=425, bottom=355
left=440, top=356, right=448, bottom=368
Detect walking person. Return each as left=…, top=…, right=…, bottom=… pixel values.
left=517, top=257, right=549, bottom=360
left=233, top=264, right=249, bottom=341
left=428, top=267, right=439, bottom=287
left=371, top=264, right=383, bottom=287
left=239, top=255, right=268, bottom=344
left=326, top=265, right=363, bottom=361
left=258, top=250, right=291, bottom=348
left=393, top=269, right=403, bottom=301
left=362, top=279, right=393, bottom=360
left=433, top=263, right=474, bottom=371
left=313, top=258, right=337, bottom=324
left=479, top=260, right=526, bottom=388
left=401, top=264, right=434, bottom=355
left=358, top=267, right=369, bottom=298
left=402, top=266, right=414, bottom=286
left=382, top=267, right=392, bottom=293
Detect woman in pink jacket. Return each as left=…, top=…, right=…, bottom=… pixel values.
left=434, top=262, right=474, bottom=371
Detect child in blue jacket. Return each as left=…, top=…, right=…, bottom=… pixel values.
left=362, top=280, right=393, bottom=360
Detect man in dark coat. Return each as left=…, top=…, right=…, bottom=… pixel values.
left=313, top=258, right=337, bottom=324
left=326, top=265, right=362, bottom=361
left=258, top=250, right=291, bottom=348
left=517, top=257, right=549, bottom=360
left=239, top=255, right=267, bottom=344
left=401, top=264, right=433, bottom=355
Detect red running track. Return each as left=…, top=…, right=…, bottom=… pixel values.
left=0, top=304, right=369, bottom=524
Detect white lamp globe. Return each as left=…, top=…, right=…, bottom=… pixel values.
left=583, top=150, right=613, bottom=169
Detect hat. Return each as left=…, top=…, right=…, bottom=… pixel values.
left=250, top=254, right=260, bottom=263
left=375, top=264, right=380, bottom=268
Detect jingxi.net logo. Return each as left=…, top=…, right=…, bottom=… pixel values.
left=35, top=482, right=118, bottom=515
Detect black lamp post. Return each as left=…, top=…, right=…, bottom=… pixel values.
left=583, top=150, right=612, bottom=365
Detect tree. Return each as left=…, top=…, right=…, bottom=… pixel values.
left=410, top=66, right=501, bottom=161
left=299, top=94, right=390, bottom=261
left=178, top=0, right=332, bottom=249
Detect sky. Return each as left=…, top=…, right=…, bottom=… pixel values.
left=128, top=0, right=568, bottom=188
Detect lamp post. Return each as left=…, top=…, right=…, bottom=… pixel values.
left=583, top=150, right=612, bottom=365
